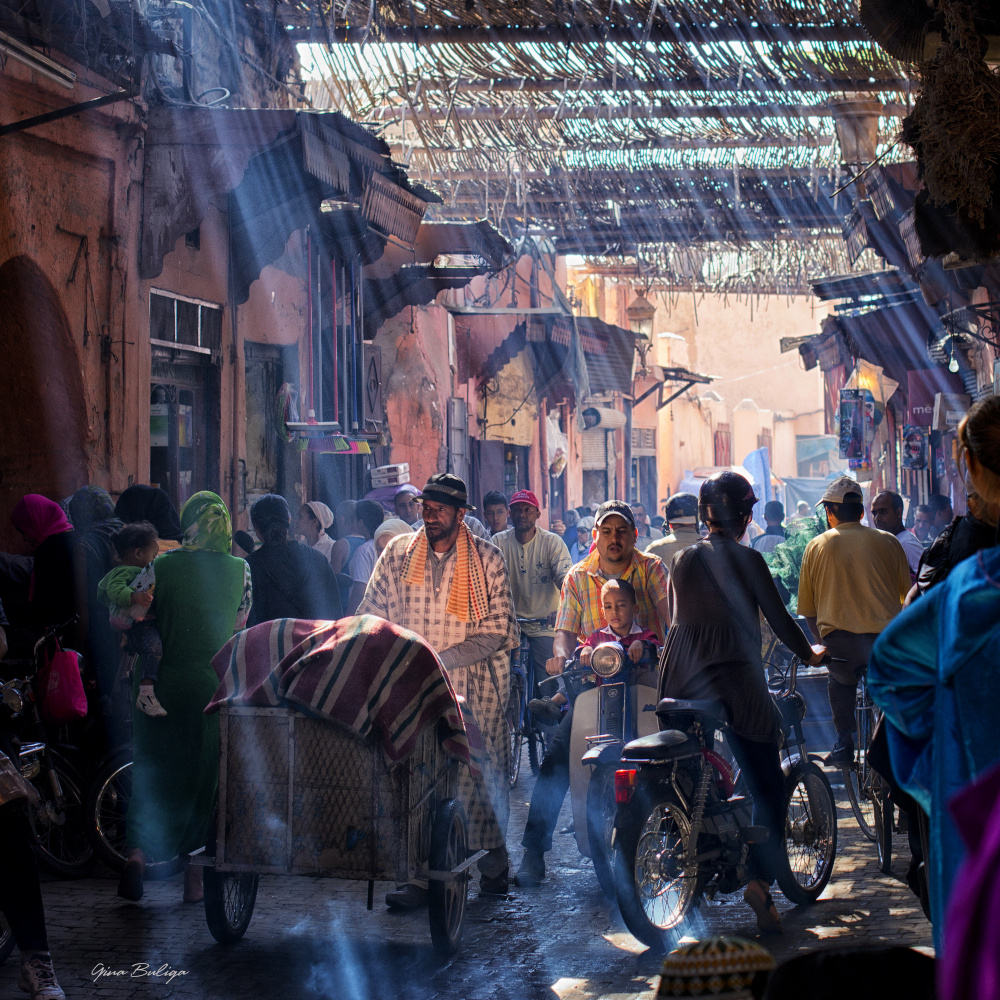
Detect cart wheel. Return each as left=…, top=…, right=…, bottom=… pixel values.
left=428, top=799, right=468, bottom=957
left=204, top=868, right=258, bottom=944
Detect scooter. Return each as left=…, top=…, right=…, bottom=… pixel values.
left=554, top=640, right=660, bottom=897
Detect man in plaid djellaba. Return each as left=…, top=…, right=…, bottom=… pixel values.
left=359, top=473, right=518, bottom=907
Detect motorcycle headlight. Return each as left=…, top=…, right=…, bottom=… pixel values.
left=590, top=642, right=624, bottom=678
left=1, top=684, right=24, bottom=715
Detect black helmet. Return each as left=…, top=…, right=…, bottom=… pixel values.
left=699, top=472, right=758, bottom=523
left=664, top=492, right=699, bottom=521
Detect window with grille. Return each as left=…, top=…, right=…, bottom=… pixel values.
left=757, top=428, right=773, bottom=463
left=714, top=423, right=732, bottom=466
left=150, top=290, right=222, bottom=354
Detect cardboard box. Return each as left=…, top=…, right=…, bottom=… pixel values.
left=932, top=392, right=970, bottom=431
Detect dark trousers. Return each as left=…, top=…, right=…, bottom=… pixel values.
left=823, top=630, right=879, bottom=737
left=0, top=808, right=48, bottom=953
left=526, top=633, right=554, bottom=698
left=726, top=733, right=786, bottom=885
left=521, top=708, right=573, bottom=854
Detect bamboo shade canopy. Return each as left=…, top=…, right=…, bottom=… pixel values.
left=249, top=1, right=915, bottom=291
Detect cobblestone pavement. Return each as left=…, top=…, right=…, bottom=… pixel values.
left=2, top=765, right=931, bottom=1000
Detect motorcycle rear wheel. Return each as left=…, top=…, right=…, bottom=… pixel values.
left=28, top=750, right=95, bottom=879
left=776, top=761, right=838, bottom=904
left=586, top=765, right=617, bottom=900
left=0, top=913, right=14, bottom=967
left=613, top=789, right=696, bottom=951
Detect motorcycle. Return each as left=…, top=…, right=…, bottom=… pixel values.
left=610, top=654, right=838, bottom=950
left=554, top=640, right=660, bottom=898
left=0, top=619, right=95, bottom=878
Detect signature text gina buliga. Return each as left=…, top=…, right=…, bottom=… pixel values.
left=92, top=963, right=189, bottom=984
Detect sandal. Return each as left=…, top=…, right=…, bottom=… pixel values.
left=744, top=880, right=783, bottom=934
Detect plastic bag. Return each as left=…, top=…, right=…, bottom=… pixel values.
left=37, top=643, right=87, bottom=727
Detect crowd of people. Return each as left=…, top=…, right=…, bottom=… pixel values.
left=2, top=396, right=999, bottom=998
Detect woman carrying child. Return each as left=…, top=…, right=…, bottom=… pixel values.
left=97, top=521, right=166, bottom=717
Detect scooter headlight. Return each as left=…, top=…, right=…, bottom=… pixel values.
left=590, top=642, right=624, bottom=678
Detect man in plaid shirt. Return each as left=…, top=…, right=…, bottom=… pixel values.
left=515, top=500, right=670, bottom=888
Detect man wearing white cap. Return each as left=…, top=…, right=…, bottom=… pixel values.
left=797, top=475, right=911, bottom=766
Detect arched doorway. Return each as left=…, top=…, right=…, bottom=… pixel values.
left=0, top=255, right=88, bottom=550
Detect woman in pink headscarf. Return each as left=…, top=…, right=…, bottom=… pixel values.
left=10, top=494, right=83, bottom=630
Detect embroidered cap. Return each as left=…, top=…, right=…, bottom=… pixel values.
left=415, top=473, right=476, bottom=510
left=509, top=489, right=540, bottom=511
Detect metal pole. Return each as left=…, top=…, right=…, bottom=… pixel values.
left=0, top=89, right=133, bottom=138
left=349, top=262, right=358, bottom=432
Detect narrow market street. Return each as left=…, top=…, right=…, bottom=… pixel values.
left=0, top=765, right=931, bottom=1000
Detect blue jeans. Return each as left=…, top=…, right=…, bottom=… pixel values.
left=520, top=708, right=572, bottom=855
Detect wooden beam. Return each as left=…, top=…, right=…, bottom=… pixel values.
left=389, top=135, right=844, bottom=154
left=407, top=167, right=838, bottom=183
left=285, top=23, right=876, bottom=45
left=371, top=102, right=907, bottom=122
left=390, top=76, right=912, bottom=95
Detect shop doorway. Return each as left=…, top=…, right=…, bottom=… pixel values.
left=150, top=362, right=219, bottom=513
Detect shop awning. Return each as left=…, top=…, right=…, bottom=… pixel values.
left=478, top=312, right=637, bottom=401
left=362, top=220, right=513, bottom=329
left=829, top=298, right=945, bottom=387
left=141, top=108, right=431, bottom=303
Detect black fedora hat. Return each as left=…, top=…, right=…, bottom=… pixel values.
left=415, top=473, right=476, bottom=510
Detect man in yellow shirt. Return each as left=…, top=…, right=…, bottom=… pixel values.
left=797, top=475, right=911, bottom=766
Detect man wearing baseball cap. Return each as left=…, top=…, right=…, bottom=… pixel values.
left=647, top=492, right=701, bottom=569
left=797, top=475, right=911, bottom=766
left=492, top=490, right=572, bottom=698
left=514, top=498, right=670, bottom=888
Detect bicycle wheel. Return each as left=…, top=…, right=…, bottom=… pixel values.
left=871, top=777, right=893, bottom=875
left=204, top=868, right=258, bottom=944
left=843, top=696, right=876, bottom=841
left=84, top=751, right=182, bottom=878
left=527, top=727, right=546, bottom=776
left=508, top=717, right=524, bottom=788
left=777, top=761, right=838, bottom=904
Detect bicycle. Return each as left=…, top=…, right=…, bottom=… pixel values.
left=843, top=669, right=893, bottom=871
left=506, top=618, right=551, bottom=786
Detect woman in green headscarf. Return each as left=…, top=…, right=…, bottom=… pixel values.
left=118, top=492, right=252, bottom=903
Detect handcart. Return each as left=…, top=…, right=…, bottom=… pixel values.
left=194, top=704, right=478, bottom=956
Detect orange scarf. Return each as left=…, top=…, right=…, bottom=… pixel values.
left=401, top=522, right=490, bottom=623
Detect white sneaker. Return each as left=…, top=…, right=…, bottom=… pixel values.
left=19, top=952, right=66, bottom=1000
left=136, top=687, right=167, bottom=717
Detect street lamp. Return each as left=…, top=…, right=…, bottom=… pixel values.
left=627, top=293, right=657, bottom=374
left=626, top=294, right=656, bottom=339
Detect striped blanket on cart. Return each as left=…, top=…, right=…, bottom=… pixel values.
left=207, top=615, right=481, bottom=774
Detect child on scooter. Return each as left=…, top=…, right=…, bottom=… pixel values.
left=530, top=579, right=658, bottom=721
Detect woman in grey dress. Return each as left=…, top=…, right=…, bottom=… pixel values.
left=659, top=471, right=825, bottom=933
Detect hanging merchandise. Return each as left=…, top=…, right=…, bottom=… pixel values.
left=838, top=389, right=868, bottom=462
left=546, top=412, right=568, bottom=477
left=902, top=425, right=929, bottom=471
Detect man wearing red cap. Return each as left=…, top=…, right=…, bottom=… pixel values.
left=492, top=490, right=572, bottom=694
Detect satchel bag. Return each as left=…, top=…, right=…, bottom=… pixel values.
left=37, top=640, right=88, bottom=727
